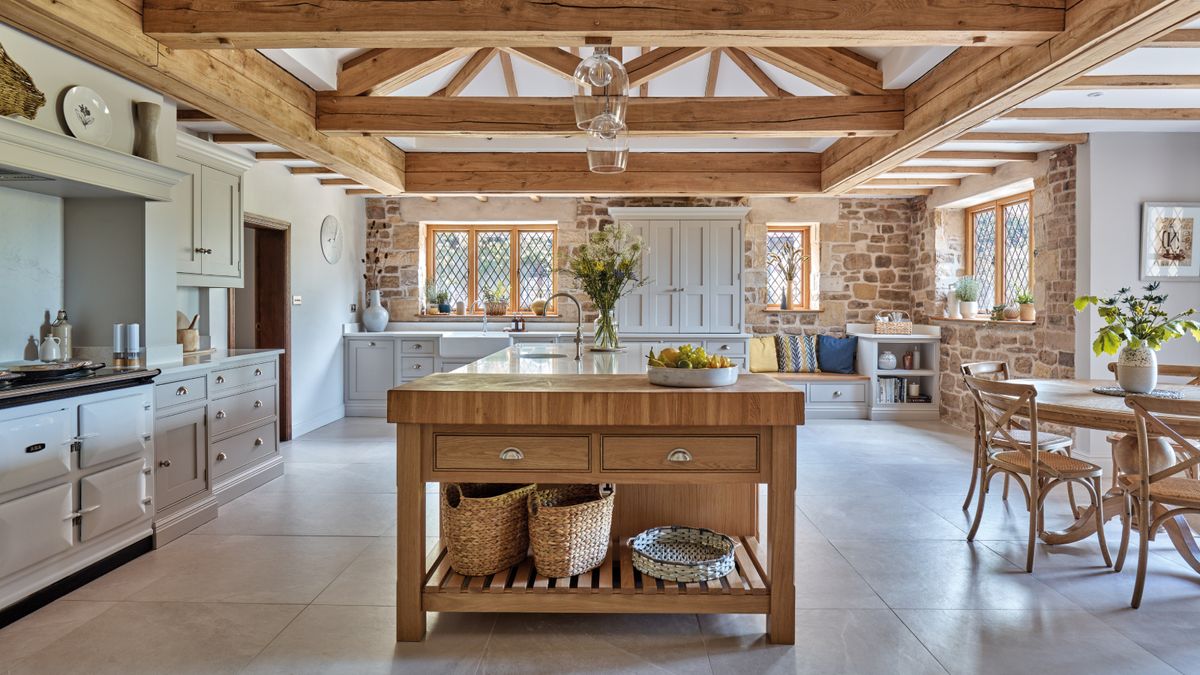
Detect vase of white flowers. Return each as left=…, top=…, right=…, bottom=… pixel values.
left=563, top=223, right=647, bottom=351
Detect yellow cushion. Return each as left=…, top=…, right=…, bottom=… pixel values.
left=749, top=337, right=778, bottom=373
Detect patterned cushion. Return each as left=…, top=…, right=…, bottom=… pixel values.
left=774, top=334, right=820, bottom=373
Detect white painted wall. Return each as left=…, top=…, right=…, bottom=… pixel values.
left=0, top=187, right=64, bottom=361
left=1076, top=133, right=1200, bottom=454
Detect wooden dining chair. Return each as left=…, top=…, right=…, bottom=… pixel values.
left=960, top=361, right=1074, bottom=512
left=1114, top=396, right=1200, bottom=608
left=1106, top=363, right=1200, bottom=487
left=964, top=375, right=1112, bottom=572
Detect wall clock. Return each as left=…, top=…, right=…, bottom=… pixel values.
left=320, top=215, right=343, bottom=264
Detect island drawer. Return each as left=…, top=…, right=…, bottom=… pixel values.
left=154, top=376, right=207, bottom=410
left=210, top=385, right=276, bottom=436
left=212, top=421, right=277, bottom=478
left=808, top=383, right=866, bottom=403
left=434, top=434, right=590, bottom=471
left=211, top=360, right=275, bottom=392
left=601, top=435, right=759, bottom=472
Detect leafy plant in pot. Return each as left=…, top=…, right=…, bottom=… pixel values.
left=1015, top=289, right=1036, bottom=322
left=1074, top=283, right=1200, bottom=393
left=481, top=282, right=509, bottom=316
left=766, top=238, right=809, bottom=311
left=425, top=279, right=451, bottom=314
left=562, top=223, right=648, bottom=351
left=954, top=276, right=982, bottom=318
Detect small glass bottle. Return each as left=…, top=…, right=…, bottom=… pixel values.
left=51, top=310, right=73, bottom=360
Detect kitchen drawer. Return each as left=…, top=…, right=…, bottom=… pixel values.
left=210, top=384, right=276, bottom=436
left=808, top=383, right=866, bottom=403
left=400, top=339, right=435, bottom=354
left=704, top=340, right=746, bottom=355
left=211, top=360, right=275, bottom=392
left=400, top=356, right=434, bottom=380
left=434, top=434, right=590, bottom=471
left=155, top=376, right=207, bottom=410
left=601, top=435, right=759, bottom=472
left=212, top=421, right=278, bottom=479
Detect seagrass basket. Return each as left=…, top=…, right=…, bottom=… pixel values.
left=528, top=484, right=615, bottom=578
left=441, top=483, right=535, bottom=576
left=0, top=42, right=46, bottom=120
left=631, top=526, right=736, bottom=582
left=874, top=310, right=913, bottom=335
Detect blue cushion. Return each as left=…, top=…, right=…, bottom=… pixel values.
left=817, top=335, right=858, bottom=374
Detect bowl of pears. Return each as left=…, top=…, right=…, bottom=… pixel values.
left=646, top=344, right=739, bottom=388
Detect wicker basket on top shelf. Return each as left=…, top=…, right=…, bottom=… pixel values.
left=874, top=311, right=913, bottom=335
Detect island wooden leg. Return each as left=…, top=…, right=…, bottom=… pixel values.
left=396, top=423, right=426, bottom=641
left=767, top=425, right=796, bottom=645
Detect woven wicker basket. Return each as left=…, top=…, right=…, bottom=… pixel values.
left=0, top=42, right=46, bottom=120
left=528, top=484, right=615, bottom=578
left=631, top=526, right=736, bottom=582
left=441, top=483, right=535, bottom=576
left=874, top=310, right=913, bottom=335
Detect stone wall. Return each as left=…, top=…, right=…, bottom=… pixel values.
left=921, top=146, right=1078, bottom=430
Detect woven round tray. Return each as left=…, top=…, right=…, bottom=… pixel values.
left=1091, top=385, right=1183, bottom=400
left=630, top=526, right=736, bottom=582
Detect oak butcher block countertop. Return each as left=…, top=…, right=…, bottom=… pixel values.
left=387, top=345, right=804, bottom=427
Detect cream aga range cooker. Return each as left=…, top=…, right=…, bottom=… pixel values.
left=0, top=365, right=158, bottom=626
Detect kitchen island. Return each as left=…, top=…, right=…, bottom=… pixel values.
left=387, top=343, right=804, bottom=644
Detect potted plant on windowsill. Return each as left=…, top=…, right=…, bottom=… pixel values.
left=766, top=238, right=809, bottom=311
left=1015, top=289, right=1036, bottom=322
left=1075, top=283, right=1200, bottom=393
left=481, top=282, right=509, bottom=316
left=954, top=276, right=982, bottom=319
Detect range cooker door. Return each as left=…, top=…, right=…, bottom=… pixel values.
left=0, top=483, right=74, bottom=578
left=79, top=458, right=149, bottom=541
left=78, top=391, right=150, bottom=468
left=0, top=407, right=72, bottom=495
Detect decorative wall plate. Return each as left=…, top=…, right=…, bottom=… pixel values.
left=61, top=86, right=112, bottom=145
left=320, top=215, right=344, bottom=264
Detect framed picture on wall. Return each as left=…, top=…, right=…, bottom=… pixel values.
left=1141, top=202, right=1200, bottom=282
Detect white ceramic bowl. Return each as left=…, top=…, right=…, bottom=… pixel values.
left=647, top=366, right=739, bottom=388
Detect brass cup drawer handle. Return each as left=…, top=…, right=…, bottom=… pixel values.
left=176, top=386, right=188, bottom=396
left=253, top=400, right=264, bottom=408
left=216, top=452, right=227, bottom=461
left=499, top=447, right=524, bottom=461
left=667, top=448, right=693, bottom=463
left=215, top=410, right=227, bottom=420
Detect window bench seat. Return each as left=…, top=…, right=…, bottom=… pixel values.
left=767, top=372, right=870, bottom=420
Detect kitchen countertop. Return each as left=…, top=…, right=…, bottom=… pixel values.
left=151, top=348, right=284, bottom=377
left=459, top=343, right=649, bottom=375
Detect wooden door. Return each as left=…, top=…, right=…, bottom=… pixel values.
left=174, top=158, right=203, bottom=275
left=678, top=221, right=709, bottom=333
left=348, top=339, right=396, bottom=400
left=709, top=220, right=743, bottom=333
left=200, top=166, right=241, bottom=278
left=154, top=406, right=207, bottom=509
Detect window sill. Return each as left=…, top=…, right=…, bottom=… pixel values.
left=763, top=308, right=822, bottom=314
left=930, top=316, right=1036, bottom=327
left=417, top=313, right=561, bottom=320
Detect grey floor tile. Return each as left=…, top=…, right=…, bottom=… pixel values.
left=192, top=491, right=396, bottom=536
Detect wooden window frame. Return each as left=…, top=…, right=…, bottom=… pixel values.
left=424, top=224, right=558, bottom=315
left=965, top=191, right=1035, bottom=309
left=765, top=224, right=815, bottom=311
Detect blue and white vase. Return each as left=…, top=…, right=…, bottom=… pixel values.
left=1117, top=343, right=1157, bottom=394
left=363, top=289, right=389, bottom=332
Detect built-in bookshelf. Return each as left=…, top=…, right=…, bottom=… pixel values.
left=847, top=324, right=942, bottom=421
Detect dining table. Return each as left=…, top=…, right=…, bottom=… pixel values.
left=1010, top=378, right=1200, bottom=574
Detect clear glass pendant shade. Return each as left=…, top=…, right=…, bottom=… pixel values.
left=573, top=47, right=629, bottom=130
left=586, top=118, right=629, bottom=174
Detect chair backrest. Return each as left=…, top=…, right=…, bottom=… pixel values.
left=1107, top=362, right=1200, bottom=385
left=1126, top=396, right=1200, bottom=497
left=963, top=375, right=1044, bottom=475
left=962, top=361, right=1011, bottom=381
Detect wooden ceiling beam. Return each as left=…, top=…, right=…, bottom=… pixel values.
left=288, top=166, right=338, bottom=175
left=499, top=51, right=519, bottom=97
left=320, top=178, right=362, bottom=186
left=955, top=132, right=1089, bottom=144
left=503, top=47, right=580, bottom=80
left=705, top=50, right=722, bottom=97
left=256, top=152, right=303, bottom=161
left=847, top=188, right=933, bottom=196
left=211, top=133, right=265, bottom=144
left=336, top=47, right=472, bottom=96
left=724, top=48, right=790, bottom=97
left=176, top=109, right=216, bottom=121
left=820, top=0, right=1200, bottom=194
left=920, top=151, right=1038, bottom=161
left=142, top=0, right=1065, bottom=49
left=346, top=189, right=382, bottom=195
left=866, top=177, right=961, bottom=187
left=1062, top=74, right=1200, bottom=89
left=404, top=152, right=823, bottom=196
left=1001, top=107, right=1200, bottom=120
left=2, top=0, right=407, bottom=194
left=433, top=48, right=497, bottom=97
left=625, top=47, right=712, bottom=87
left=317, top=95, right=904, bottom=137
left=1152, top=28, right=1200, bottom=46
left=884, top=165, right=997, bottom=175
left=743, top=47, right=887, bottom=96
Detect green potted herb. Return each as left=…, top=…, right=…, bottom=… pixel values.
left=990, top=304, right=1008, bottom=321
left=481, top=282, right=509, bottom=316
left=954, top=276, right=982, bottom=318
left=1074, top=283, right=1200, bottom=393
left=1015, top=289, right=1036, bottom=322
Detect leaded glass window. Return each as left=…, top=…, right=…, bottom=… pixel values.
left=765, top=225, right=814, bottom=309
left=967, top=193, right=1035, bottom=308
left=426, top=225, right=556, bottom=314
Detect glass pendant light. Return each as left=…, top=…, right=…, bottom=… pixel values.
left=586, top=114, right=629, bottom=174
left=573, top=47, right=629, bottom=131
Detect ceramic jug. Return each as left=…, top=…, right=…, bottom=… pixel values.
left=39, top=335, right=63, bottom=362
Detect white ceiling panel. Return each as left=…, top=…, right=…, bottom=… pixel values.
left=753, top=56, right=833, bottom=97
left=1090, top=48, right=1200, bottom=75
left=389, top=55, right=472, bottom=96
left=975, top=118, right=1200, bottom=133
left=1021, top=88, right=1200, bottom=108
left=458, top=54, right=507, bottom=96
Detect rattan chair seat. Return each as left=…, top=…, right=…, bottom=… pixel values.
left=1119, top=475, right=1200, bottom=508
left=992, top=450, right=1103, bottom=479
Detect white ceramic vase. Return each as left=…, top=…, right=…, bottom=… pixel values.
left=1117, top=343, right=1157, bottom=393
left=959, top=300, right=978, bottom=318
left=363, top=289, right=389, bottom=332
left=948, top=291, right=961, bottom=319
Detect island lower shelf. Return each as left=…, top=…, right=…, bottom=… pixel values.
left=423, top=535, right=770, bottom=613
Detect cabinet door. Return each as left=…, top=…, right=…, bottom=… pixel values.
left=646, top=220, right=680, bottom=333
left=678, top=221, right=709, bottom=333
left=78, top=391, right=150, bottom=469
left=174, top=157, right=203, bottom=275
left=0, top=407, right=72, bottom=494
left=154, top=406, right=207, bottom=509
left=0, top=483, right=74, bottom=578
left=347, top=339, right=396, bottom=400
left=708, top=220, right=743, bottom=333
left=199, top=165, right=242, bottom=278
left=79, top=458, right=149, bottom=541
left=617, top=220, right=651, bottom=332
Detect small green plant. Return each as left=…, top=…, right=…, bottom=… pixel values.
left=990, top=304, right=1007, bottom=321
left=481, top=281, right=509, bottom=304
left=1015, top=289, right=1035, bottom=305
left=954, top=276, right=982, bottom=303
left=1074, top=283, right=1200, bottom=355
left=425, top=279, right=450, bottom=305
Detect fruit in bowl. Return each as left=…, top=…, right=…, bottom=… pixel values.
left=647, top=345, right=739, bottom=387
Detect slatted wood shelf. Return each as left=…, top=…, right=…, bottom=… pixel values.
left=422, top=536, right=771, bottom=613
